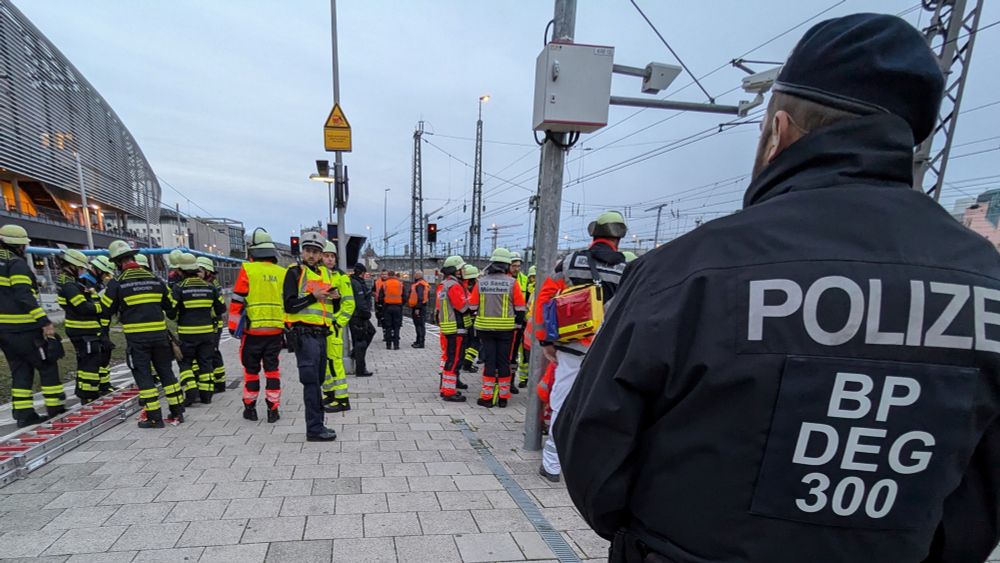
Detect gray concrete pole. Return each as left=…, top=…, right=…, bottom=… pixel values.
left=523, top=0, right=576, bottom=452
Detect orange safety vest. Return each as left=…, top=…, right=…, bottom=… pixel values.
left=408, top=279, right=430, bottom=308
left=383, top=278, right=404, bottom=305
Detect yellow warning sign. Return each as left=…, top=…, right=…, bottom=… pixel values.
left=323, top=104, right=352, bottom=152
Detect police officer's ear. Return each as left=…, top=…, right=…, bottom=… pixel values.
left=763, top=110, right=804, bottom=166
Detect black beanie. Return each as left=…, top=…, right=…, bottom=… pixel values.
left=773, top=13, right=944, bottom=144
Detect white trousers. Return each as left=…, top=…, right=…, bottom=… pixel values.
left=542, top=350, right=584, bottom=475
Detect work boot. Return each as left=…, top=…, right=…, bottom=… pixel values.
left=15, top=412, right=48, bottom=429
left=538, top=464, right=561, bottom=483
left=411, top=342, right=424, bottom=348
left=46, top=405, right=67, bottom=418
left=510, top=385, right=519, bottom=395
left=214, top=382, right=227, bottom=394
left=265, top=400, right=280, bottom=423
left=326, top=398, right=351, bottom=413
left=456, top=378, right=469, bottom=390
left=442, top=392, right=467, bottom=403
left=476, top=398, right=494, bottom=408
left=497, top=398, right=508, bottom=408
left=99, top=383, right=113, bottom=396
left=243, top=402, right=259, bottom=421
left=183, top=389, right=198, bottom=407
left=517, top=380, right=527, bottom=388
left=356, top=371, right=373, bottom=377
left=137, top=411, right=165, bottom=429
left=200, top=390, right=213, bottom=404
left=166, top=405, right=185, bottom=425
left=394, top=342, right=400, bottom=350
left=386, top=342, right=392, bottom=350
left=306, top=428, right=338, bottom=442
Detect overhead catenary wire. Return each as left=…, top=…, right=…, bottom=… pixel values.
left=628, top=0, right=714, bottom=102
left=431, top=1, right=855, bottom=244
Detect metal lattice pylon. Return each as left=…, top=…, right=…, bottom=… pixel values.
left=470, top=117, right=484, bottom=259
left=410, top=121, right=424, bottom=276
left=913, top=0, right=984, bottom=201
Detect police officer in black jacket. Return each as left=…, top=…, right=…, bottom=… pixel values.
left=349, top=264, right=374, bottom=377
left=556, top=14, right=1000, bottom=563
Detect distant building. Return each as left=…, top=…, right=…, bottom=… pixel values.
left=0, top=1, right=161, bottom=249
left=961, top=189, right=1000, bottom=249
left=951, top=196, right=976, bottom=222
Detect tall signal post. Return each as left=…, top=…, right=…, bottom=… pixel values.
left=470, top=95, right=489, bottom=260
left=410, top=121, right=424, bottom=278
left=913, top=0, right=983, bottom=200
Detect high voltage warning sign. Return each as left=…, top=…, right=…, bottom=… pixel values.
left=324, top=104, right=352, bottom=152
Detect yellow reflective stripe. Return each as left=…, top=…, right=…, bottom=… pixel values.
left=57, top=297, right=68, bottom=306
left=177, top=325, right=215, bottom=334
left=69, top=294, right=87, bottom=307
left=476, top=318, right=516, bottom=330
left=183, top=299, right=214, bottom=308
left=123, top=321, right=167, bottom=333
left=124, top=294, right=162, bottom=306
left=101, top=293, right=113, bottom=307
left=65, top=319, right=102, bottom=329
left=30, top=308, right=45, bottom=320
left=0, top=313, right=36, bottom=324
left=9, top=274, right=32, bottom=285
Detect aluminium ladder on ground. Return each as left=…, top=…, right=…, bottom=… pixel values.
left=0, top=386, right=142, bottom=488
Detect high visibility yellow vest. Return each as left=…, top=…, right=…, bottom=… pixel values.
left=437, top=277, right=464, bottom=335
left=286, top=264, right=331, bottom=326
left=323, top=267, right=356, bottom=328
left=243, top=261, right=287, bottom=330
left=474, top=274, right=517, bottom=331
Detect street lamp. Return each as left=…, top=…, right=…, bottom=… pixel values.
left=478, top=94, right=490, bottom=120
left=309, top=165, right=337, bottom=224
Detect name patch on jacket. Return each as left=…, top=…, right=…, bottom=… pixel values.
left=741, top=276, right=1000, bottom=353
left=478, top=278, right=512, bottom=294
left=750, top=356, right=976, bottom=529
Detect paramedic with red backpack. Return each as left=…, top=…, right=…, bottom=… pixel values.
left=534, top=211, right=627, bottom=482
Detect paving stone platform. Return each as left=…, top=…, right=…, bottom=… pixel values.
left=0, top=322, right=607, bottom=562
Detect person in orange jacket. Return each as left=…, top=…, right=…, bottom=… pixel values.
left=228, top=228, right=287, bottom=423
left=376, top=272, right=404, bottom=349
left=408, top=271, right=430, bottom=348
left=469, top=248, right=526, bottom=408
left=533, top=211, right=628, bottom=482
left=436, top=256, right=470, bottom=402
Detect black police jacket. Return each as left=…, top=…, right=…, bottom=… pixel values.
left=351, top=275, right=372, bottom=319
left=555, top=114, right=1000, bottom=563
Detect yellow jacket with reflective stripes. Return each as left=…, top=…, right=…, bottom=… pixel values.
left=323, top=266, right=356, bottom=328
left=0, top=248, right=49, bottom=331
left=170, top=276, right=226, bottom=336
left=103, top=265, right=173, bottom=340
left=57, top=272, right=103, bottom=337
